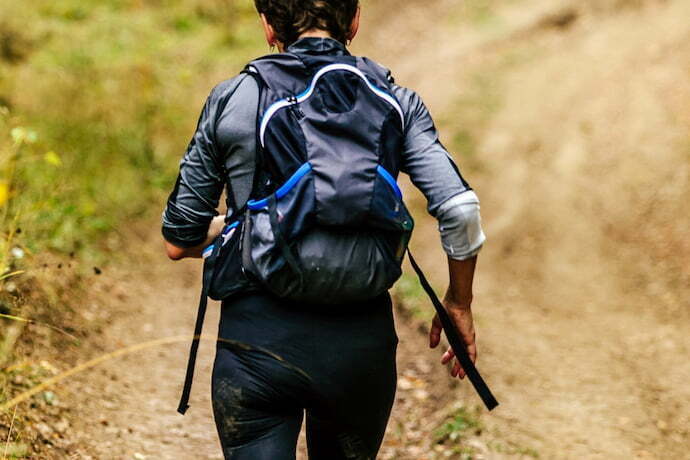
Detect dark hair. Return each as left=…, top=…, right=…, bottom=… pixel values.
left=254, top=0, right=359, bottom=46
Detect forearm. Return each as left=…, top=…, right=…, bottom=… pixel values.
left=438, top=192, right=484, bottom=309
left=431, top=255, right=479, bottom=379
left=165, top=216, right=225, bottom=260
left=445, top=256, right=477, bottom=309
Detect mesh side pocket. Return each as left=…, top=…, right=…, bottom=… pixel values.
left=207, top=220, right=253, bottom=301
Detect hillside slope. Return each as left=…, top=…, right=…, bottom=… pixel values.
left=358, top=0, right=689, bottom=457
left=1, top=0, right=687, bottom=458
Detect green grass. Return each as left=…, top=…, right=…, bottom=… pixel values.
left=0, top=2, right=265, bottom=447
left=432, top=406, right=484, bottom=459
left=0, top=0, right=267, bottom=351
left=393, top=272, right=435, bottom=321
left=488, top=440, right=540, bottom=457
left=435, top=406, right=483, bottom=444
left=0, top=0, right=265, bottom=372
left=434, top=406, right=540, bottom=459
left=0, top=0, right=264, bottom=260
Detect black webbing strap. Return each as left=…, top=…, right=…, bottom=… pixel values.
left=177, top=254, right=215, bottom=415
left=407, top=250, right=499, bottom=411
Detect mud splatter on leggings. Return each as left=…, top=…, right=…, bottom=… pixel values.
left=212, top=292, right=398, bottom=460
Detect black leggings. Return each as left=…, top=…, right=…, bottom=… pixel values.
left=212, top=292, right=398, bottom=459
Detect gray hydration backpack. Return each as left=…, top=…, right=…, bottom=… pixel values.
left=239, top=53, right=414, bottom=304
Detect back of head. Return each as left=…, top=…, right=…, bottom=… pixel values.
left=254, top=0, right=360, bottom=46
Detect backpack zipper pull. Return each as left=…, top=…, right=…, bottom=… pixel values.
left=288, top=95, right=304, bottom=119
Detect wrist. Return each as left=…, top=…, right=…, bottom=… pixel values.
left=444, top=291, right=473, bottom=311
left=209, top=216, right=225, bottom=236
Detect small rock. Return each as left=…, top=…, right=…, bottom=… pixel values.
left=398, top=377, right=413, bottom=391
left=413, top=389, right=429, bottom=401
left=133, top=453, right=147, bottom=460
left=35, top=422, right=54, bottom=439
left=54, top=418, right=70, bottom=433
left=103, top=400, right=117, bottom=409
left=40, top=360, right=60, bottom=375
left=43, top=391, right=57, bottom=405
left=416, top=361, right=432, bottom=374
left=467, top=438, right=488, bottom=452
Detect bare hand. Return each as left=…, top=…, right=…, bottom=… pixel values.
left=429, top=299, right=477, bottom=380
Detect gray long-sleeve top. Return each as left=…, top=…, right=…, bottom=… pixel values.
left=162, top=38, right=485, bottom=260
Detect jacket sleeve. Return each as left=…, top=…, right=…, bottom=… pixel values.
left=161, top=87, right=226, bottom=248
left=393, top=85, right=486, bottom=260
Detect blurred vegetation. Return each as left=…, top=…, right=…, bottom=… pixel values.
left=0, top=0, right=263, bottom=262
left=0, top=0, right=265, bottom=438
left=435, top=406, right=483, bottom=444
left=0, top=1, right=264, bottom=291
left=434, top=405, right=539, bottom=459
left=392, top=273, right=432, bottom=321
left=434, top=406, right=484, bottom=459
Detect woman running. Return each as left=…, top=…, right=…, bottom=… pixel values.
left=162, top=1, right=486, bottom=458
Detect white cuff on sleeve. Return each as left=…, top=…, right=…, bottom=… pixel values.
left=436, top=191, right=486, bottom=261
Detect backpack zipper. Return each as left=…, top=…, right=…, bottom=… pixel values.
left=287, top=95, right=304, bottom=120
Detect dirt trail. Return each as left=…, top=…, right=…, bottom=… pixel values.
left=58, top=0, right=690, bottom=458
left=63, top=237, right=222, bottom=459
left=61, top=229, right=457, bottom=459
left=358, top=0, right=690, bottom=458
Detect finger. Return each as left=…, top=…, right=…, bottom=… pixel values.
left=429, top=314, right=442, bottom=349
left=467, top=342, right=478, bottom=364
left=451, top=358, right=467, bottom=380
left=450, top=359, right=458, bottom=377
left=441, top=347, right=455, bottom=365
left=452, top=359, right=464, bottom=379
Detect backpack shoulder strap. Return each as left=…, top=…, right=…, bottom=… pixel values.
left=178, top=68, right=265, bottom=415
left=177, top=250, right=216, bottom=415
left=240, top=64, right=279, bottom=202
left=244, top=53, right=309, bottom=98
left=358, top=57, right=396, bottom=88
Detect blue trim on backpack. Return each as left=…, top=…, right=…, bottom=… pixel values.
left=376, top=165, right=402, bottom=200
left=223, top=221, right=241, bottom=234
left=258, top=64, right=405, bottom=148
left=296, top=86, right=311, bottom=100
left=247, top=162, right=313, bottom=211
left=202, top=221, right=241, bottom=258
